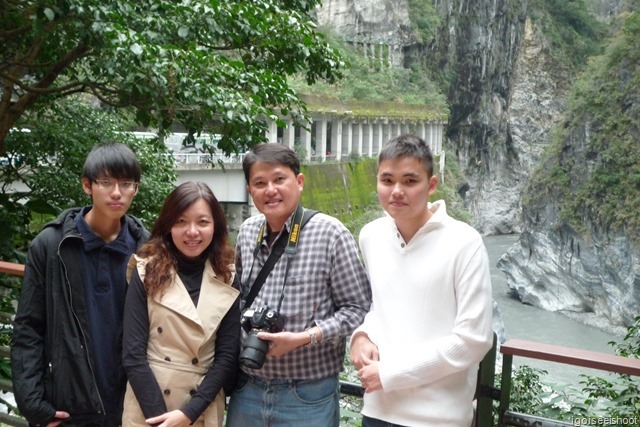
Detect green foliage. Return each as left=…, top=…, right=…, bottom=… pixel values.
left=578, top=315, right=640, bottom=417
left=503, top=316, right=640, bottom=420
left=339, top=346, right=363, bottom=427
left=300, top=158, right=379, bottom=227
left=522, top=10, right=640, bottom=242
left=300, top=156, right=473, bottom=240
left=289, top=34, right=448, bottom=114
left=406, top=0, right=441, bottom=44
left=293, top=140, right=308, bottom=164
left=433, top=152, right=472, bottom=224
left=528, top=0, right=606, bottom=68
left=1, top=0, right=344, bottom=154
left=0, top=97, right=176, bottom=262
left=502, top=365, right=548, bottom=414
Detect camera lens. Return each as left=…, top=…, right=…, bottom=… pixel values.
left=239, top=332, right=269, bottom=369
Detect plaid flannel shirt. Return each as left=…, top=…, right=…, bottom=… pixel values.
left=236, top=210, right=371, bottom=380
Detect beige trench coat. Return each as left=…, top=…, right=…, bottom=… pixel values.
left=123, top=256, right=239, bottom=427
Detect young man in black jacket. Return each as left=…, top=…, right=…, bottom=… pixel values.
left=11, top=142, right=149, bottom=427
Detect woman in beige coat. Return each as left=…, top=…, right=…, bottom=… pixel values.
left=123, top=182, right=240, bottom=427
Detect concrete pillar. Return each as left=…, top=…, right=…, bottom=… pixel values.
left=332, top=119, right=343, bottom=161
left=428, top=124, right=435, bottom=152
left=354, top=122, right=363, bottom=155
left=300, top=124, right=312, bottom=163
left=365, top=122, right=373, bottom=157
left=282, top=119, right=295, bottom=150
left=418, top=121, right=427, bottom=141
left=375, top=121, right=384, bottom=155
left=383, top=122, right=392, bottom=146
left=392, top=122, right=401, bottom=138
left=266, top=119, right=278, bottom=144
left=315, top=118, right=327, bottom=162
left=343, top=120, right=353, bottom=158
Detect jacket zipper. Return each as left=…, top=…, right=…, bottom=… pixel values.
left=58, top=235, right=106, bottom=416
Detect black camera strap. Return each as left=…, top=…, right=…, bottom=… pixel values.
left=243, top=204, right=318, bottom=310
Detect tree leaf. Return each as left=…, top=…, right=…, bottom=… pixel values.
left=43, top=8, right=55, bottom=21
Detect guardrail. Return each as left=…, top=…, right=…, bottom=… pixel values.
left=498, top=339, right=640, bottom=426
left=173, top=152, right=244, bottom=165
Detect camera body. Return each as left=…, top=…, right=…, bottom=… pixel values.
left=239, top=306, right=286, bottom=369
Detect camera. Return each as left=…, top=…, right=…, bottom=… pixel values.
left=239, top=306, right=286, bottom=369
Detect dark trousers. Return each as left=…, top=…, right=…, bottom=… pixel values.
left=362, top=415, right=409, bottom=427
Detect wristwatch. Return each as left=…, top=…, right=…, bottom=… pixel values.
left=306, top=328, right=319, bottom=346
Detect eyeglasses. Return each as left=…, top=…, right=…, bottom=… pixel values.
left=93, top=179, right=138, bottom=192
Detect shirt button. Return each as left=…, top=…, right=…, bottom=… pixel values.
left=164, top=356, right=171, bottom=362
left=401, top=243, right=405, bottom=248
left=157, top=327, right=163, bottom=333
left=189, top=389, right=196, bottom=396
left=191, top=357, right=199, bottom=365
left=163, top=389, right=171, bottom=395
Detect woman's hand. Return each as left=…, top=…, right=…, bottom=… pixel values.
left=146, top=409, right=191, bottom=427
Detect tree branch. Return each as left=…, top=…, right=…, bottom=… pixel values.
left=0, top=24, right=34, bottom=41
left=0, top=72, right=87, bottom=95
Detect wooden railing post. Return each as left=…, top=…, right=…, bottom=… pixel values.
left=475, top=333, right=498, bottom=427
left=498, top=353, right=513, bottom=425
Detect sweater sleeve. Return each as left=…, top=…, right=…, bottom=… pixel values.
left=180, top=287, right=240, bottom=422
left=379, top=239, right=494, bottom=392
left=122, top=268, right=167, bottom=418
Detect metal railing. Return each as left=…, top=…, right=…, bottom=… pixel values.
left=172, top=152, right=244, bottom=165
left=498, top=339, right=640, bottom=426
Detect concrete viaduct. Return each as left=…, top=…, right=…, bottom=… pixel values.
left=174, top=110, right=446, bottom=229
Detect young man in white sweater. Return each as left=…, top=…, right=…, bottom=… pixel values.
left=350, top=134, right=494, bottom=426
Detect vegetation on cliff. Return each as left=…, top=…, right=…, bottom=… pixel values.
left=528, top=0, right=606, bottom=68
left=288, top=33, right=448, bottom=121
left=524, top=10, right=640, bottom=242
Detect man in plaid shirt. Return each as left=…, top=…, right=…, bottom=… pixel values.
left=226, top=143, right=371, bottom=427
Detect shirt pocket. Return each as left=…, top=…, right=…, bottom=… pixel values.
left=281, top=275, right=327, bottom=330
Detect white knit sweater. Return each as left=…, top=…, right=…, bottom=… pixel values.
left=354, top=200, right=493, bottom=426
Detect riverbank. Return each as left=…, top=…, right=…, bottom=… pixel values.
left=559, top=310, right=627, bottom=338
left=485, top=234, right=623, bottom=385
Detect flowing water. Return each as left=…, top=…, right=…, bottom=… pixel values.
left=485, top=234, right=625, bottom=386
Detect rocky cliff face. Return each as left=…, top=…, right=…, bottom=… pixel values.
left=317, top=0, right=567, bottom=235
left=315, top=0, right=413, bottom=66
left=497, top=135, right=640, bottom=329
left=316, top=0, right=638, bottom=328
left=497, top=2, right=640, bottom=329
left=431, top=0, right=558, bottom=235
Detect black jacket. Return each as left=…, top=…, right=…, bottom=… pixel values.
left=10, top=208, right=149, bottom=426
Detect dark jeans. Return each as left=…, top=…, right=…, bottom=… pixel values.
left=226, top=372, right=340, bottom=427
left=362, top=415, right=409, bottom=427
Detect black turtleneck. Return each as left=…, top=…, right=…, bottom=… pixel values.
left=175, top=252, right=207, bottom=307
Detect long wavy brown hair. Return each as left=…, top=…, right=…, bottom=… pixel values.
left=137, top=181, right=234, bottom=299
